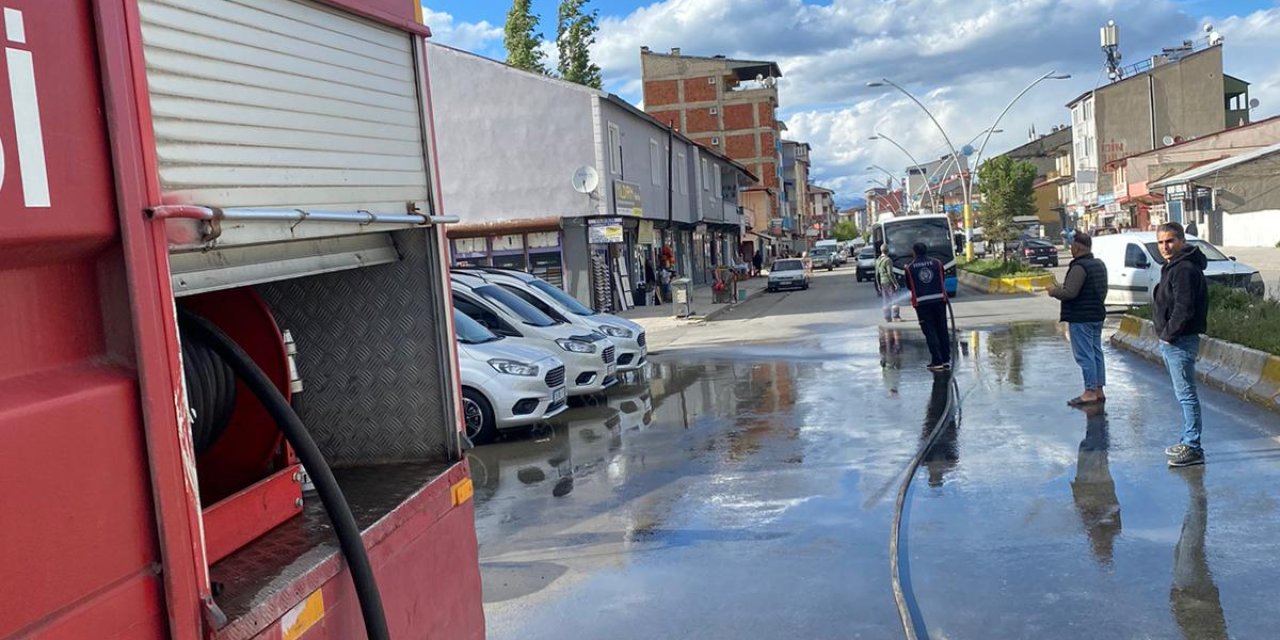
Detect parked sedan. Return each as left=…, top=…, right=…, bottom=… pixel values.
left=767, top=258, right=810, bottom=292
left=455, top=310, right=568, bottom=444
left=855, top=246, right=878, bottom=282
left=1013, top=239, right=1060, bottom=267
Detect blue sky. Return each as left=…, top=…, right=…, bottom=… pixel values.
left=423, top=0, right=1280, bottom=206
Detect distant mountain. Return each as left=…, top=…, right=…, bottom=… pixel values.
left=835, top=194, right=866, bottom=209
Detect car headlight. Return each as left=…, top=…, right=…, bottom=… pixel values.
left=488, top=359, right=539, bottom=376
left=556, top=338, right=596, bottom=353
left=1249, top=271, right=1265, bottom=295
left=600, top=324, right=634, bottom=339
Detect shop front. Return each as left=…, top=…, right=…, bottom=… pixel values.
left=450, top=223, right=566, bottom=288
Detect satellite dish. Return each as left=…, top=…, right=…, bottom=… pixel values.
left=1162, top=135, right=1175, bottom=146
left=571, top=166, right=599, bottom=193
left=1250, top=98, right=1261, bottom=109
left=763, top=76, right=776, bottom=88
left=756, top=73, right=764, bottom=83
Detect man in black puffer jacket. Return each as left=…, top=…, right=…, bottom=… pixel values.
left=1152, top=222, right=1209, bottom=468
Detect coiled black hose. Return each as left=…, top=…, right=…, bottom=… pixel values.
left=889, top=297, right=961, bottom=640
left=180, top=332, right=237, bottom=455
left=177, top=308, right=390, bottom=640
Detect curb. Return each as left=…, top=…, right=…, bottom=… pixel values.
left=698, top=284, right=768, bottom=323
left=958, top=269, right=1055, bottom=294
left=1111, top=315, right=1280, bottom=413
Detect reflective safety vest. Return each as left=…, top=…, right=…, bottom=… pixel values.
left=905, top=256, right=947, bottom=307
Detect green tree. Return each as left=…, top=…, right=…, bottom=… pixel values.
left=504, top=0, right=548, bottom=75
left=975, top=156, right=1037, bottom=261
left=832, top=219, right=860, bottom=242
left=556, top=0, right=602, bottom=88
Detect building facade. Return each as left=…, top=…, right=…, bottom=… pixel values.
left=427, top=44, right=753, bottom=312
left=641, top=48, right=784, bottom=213
left=781, top=141, right=812, bottom=250
left=808, top=185, right=837, bottom=240
left=1067, top=42, right=1250, bottom=227
left=991, top=126, right=1074, bottom=237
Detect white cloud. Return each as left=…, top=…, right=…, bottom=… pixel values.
left=422, top=7, right=503, bottom=53
left=589, top=0, right=1264, bottom=206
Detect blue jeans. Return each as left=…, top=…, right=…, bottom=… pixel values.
left=1160, top=335, right=1203, bottom=450
left=1068, top=322, right=1106, bottom=390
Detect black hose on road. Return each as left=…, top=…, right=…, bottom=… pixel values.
left=178, top=308, right=391, bottom=640
left=888, top=297, right=961, bottom=640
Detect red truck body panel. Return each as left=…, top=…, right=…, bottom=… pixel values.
left=1, top=1, right=484, bottom=638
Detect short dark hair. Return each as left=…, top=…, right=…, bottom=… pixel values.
left=1072, top=231, right=1092, bottom=248
left=1157, top=221, right=1185, bottom=240
left=912, top=242, right=927, bottom=257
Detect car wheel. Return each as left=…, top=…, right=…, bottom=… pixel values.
left=802, top=282, right=810, bottom=290
left=767, top=286, right=775, bottom=293
left=462, top=388, right=497, bottom=445
left=827, top=265, right=833, bottom=271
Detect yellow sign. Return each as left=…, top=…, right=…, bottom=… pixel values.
left=451, top=477, right=474, bottom=506
left=282, top=590, right=325, bottom=640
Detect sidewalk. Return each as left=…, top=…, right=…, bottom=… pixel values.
left=616, top=276, right=770, bottom=334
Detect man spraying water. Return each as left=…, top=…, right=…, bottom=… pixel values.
left=904, top=242, right=951, bottom=371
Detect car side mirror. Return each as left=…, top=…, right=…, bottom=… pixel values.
left=1229, top=256, right=1237, bottom=261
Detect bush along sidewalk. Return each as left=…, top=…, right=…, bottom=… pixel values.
left=1131, top=285, right=1280, bottom=356
left=960, top=258, right=1048, bottom=279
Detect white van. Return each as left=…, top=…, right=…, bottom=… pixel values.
left=1090, top=232, right=1264, bottom=306
left=454, top=310, right=567, bottom=443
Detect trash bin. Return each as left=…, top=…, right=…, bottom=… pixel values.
left=671, top=277, right=693, bottom=318
left=632, top=283, right=647, bottom=307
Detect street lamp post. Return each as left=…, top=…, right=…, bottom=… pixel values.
left=867, top=78, right=970, bottom=254
left=868, top=71, right=1071, bottom=260
left=869, top=133, right=940, bottom=212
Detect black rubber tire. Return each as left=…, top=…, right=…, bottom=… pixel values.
left=462, top=388, right=497, bottom=445
left=802, top=283, right=810, bottom=290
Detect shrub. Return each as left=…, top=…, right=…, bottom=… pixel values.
left=1130, top=285, right=1280, bottom=356
left=960, top=259, right=1046, bottom=278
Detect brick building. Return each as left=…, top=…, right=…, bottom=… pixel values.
left=641, top=48, right=784, bottom=210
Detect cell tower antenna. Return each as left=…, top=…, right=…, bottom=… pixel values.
left=1101, top=20, right=1123, bottom=81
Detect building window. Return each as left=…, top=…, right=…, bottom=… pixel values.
left=712, top=167, right=722, bottom=201
left=649, top=139, right=662, bottom=185
left=677, top=152, right=688, bottom=195
left=608, top=123, right=622, bottom=175
left=701, top=158, right=710, bottom=191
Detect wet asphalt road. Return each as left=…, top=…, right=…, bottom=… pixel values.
left=470, top=269, right=1280, bottom=639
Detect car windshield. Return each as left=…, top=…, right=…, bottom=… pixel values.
left=773, top=259, right=803, bottom=272
left=454, top=309, right=500, bottom=344
left=529, top=279, right=597, bottom=316
left=473, top=284, right=558, bottom=326
left=812, top=248, right=832, bottom=255
left=1144, top=240, right=1229, bottom=265
left=859, top=248, right=876, bottom=259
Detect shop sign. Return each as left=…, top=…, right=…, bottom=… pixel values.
left=588, top=217, right=625, bottom=244
left=614, top=180, right=643, bottom=217
left=637, top=220, right=655, bottom=245
left=1165, top=183, right=1188, bottom=200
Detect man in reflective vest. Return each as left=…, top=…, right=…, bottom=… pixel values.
left=904, top=242, right=951, bottom=371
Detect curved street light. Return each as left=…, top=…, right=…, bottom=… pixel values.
left=869, top=133, right=939, bottom=213
left=867, top=78, right=970, bottom=243
left=869, top=72, right=1071, bottom=259
left=864, top=176, right=901, bottom=213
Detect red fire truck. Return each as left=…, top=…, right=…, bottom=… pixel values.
left=1, top=1, right=484, bottom=638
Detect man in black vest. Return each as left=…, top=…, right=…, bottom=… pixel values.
left=1048, top=231, right=1109, bottom=406
left=904, top=242, right=951, bottom=371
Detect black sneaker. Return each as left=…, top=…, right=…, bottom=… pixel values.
left=926, top=363, right=945, bottom=371
left=1165, top=444, right=1190, bottom=457
left=1168, top=447, right=1205, bottom=468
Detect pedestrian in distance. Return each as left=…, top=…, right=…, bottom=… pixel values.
left=1153, top=222, right=1209, bottom=468
left=903, top=242, right=951, bottom=371
left=1185, top=219, right=1198, bottom=238
left=875, top=244, right=902, bottom=322
left=752, top=249, right=764, bottom=277
left=1047, top=231, right=1108, bottom=406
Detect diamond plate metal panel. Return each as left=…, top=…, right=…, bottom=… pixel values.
left=257, top=230, right=451, bottom=465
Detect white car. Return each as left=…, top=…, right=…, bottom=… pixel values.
left=1091, top=232, right=1264, bottom=306
left=855, top=246, right=878, bottom=283
left=454, top=310, right=567, bottom=444
left=767, top=258, right=810, bottom=292
left=452, top=275, right=619, bottom=396
left=455, top=268, right=648, bottom=373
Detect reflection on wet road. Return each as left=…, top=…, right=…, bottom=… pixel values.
left=472, top=322, right=1280, bottom=639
